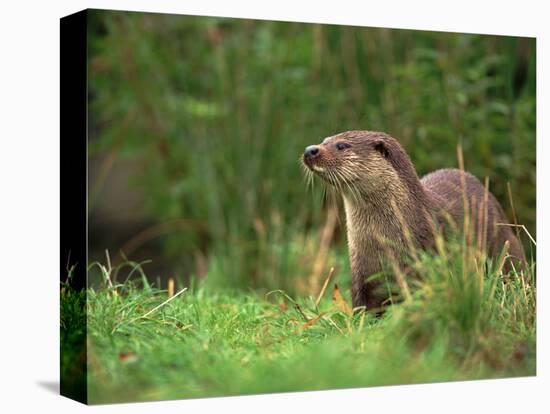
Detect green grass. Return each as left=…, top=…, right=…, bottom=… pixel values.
left=60, top=281, right=87, bottom=402
left=80, top=238, right=536, bottom=404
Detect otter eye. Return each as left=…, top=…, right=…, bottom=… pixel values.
left=336, top=142, right=351, bottom=151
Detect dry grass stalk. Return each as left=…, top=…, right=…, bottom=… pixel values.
left=457, top=143, right=474, bottom=279
left=168, top=277, right=175, bottom=298
left=495, top=223, right=536, bottom=246
left=315, top=267, right=336, bottom=307
left=141, top=287, right=188, bottom=319
left=507, top=181, right=520, bottom=240
left=309, top=206, right=339, bottom=293
left=496, top=240, right=511, bottom=275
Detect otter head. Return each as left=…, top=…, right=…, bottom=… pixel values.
left=302, top=130, right=418, bottom=202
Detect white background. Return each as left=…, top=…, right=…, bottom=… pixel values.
left=0, top=0, right=547, bottom=412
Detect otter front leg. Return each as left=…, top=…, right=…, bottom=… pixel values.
left=351, top=273, right=387, bottom=313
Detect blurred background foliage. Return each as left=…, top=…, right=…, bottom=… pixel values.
left=87, top=10, right=535, bottom=294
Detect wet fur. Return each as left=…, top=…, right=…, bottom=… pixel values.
left=303, top=130, right=526, bottom=311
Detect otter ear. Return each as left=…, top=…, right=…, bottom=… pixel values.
left=373, top=141, right=389, bottom=158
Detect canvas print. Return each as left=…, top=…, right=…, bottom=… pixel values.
left=60, top=9, right=536, bottom=404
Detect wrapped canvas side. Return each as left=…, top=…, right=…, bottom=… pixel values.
left=60, top=9, right=88, bottom=404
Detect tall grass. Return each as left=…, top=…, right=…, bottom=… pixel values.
left=82, top=232, right=535, bottom=404
left=87, top=11, right=535, bottom=292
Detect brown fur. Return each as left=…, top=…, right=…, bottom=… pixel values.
left=303, top=130, right=526, bottom=311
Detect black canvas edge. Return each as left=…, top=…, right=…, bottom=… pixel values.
left=60, top=9, right=88, bottom=404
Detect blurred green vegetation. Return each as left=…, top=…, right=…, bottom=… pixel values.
left=87, top=10, right=535, bottom=294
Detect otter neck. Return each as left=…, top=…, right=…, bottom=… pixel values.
left=343, top=193, right=407, bottom=271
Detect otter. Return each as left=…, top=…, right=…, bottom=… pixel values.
left=302, top=130, right=526, bottom=311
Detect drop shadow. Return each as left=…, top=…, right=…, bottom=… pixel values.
left=37, top=381, right=60, bottom=394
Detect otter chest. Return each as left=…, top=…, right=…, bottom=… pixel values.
left=343, top=197, right=407, bottom=259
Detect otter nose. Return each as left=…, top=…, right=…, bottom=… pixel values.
left=304, top=145, right=320, bottom=158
